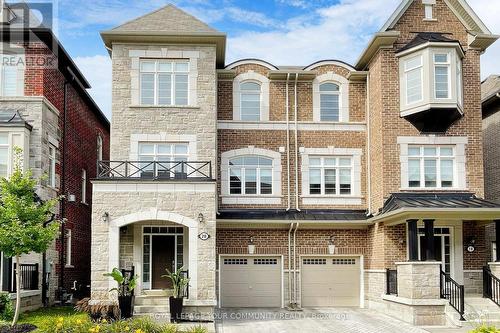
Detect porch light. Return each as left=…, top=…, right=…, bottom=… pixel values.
left=102, top=212, right=109, bottom=223
left=248, top=236, right=255, bottom=254
left=328, top=235, right=336, bottom=255
left=198, top=213, right=204, bottom=224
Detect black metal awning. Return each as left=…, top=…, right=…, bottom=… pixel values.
left=218, top=209, right=368, bottom=221
left=0, top=110, right=32, bottom=130
left=381, top=192, right=500, bottom=215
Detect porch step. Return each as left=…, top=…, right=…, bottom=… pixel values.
left=135, top=295, right=169, bottom=306
left=445, top=296, right=500, bottom=327
left=142, top=290, right=172, bottom=297
left=134, top=305, right=170, bottom=314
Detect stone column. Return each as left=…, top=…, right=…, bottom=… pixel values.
left=397, top=262, right=441, bottom=299
left=489, top=262, right=500, bottom=278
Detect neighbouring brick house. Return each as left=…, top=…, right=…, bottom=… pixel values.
left=0, top=3, right=110, bottom=312
left=482, top=75, right=500, bottom=264
left=92, top=0, right=500, bottom=326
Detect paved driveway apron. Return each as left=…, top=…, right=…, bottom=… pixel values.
left=215, top=308, right=430, bottom=333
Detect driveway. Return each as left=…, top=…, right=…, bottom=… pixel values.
left=215, top=308, right=432, bottom=333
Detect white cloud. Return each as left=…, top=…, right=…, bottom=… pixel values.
left=74, top=55, right=112, bottom=119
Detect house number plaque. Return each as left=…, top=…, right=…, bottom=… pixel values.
left=198, top=232, right=210, bottom=241
left=466, top=245, right=475, bottom=253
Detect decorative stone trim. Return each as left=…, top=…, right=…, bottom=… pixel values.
left=312, top=72, right=349, bottom=122
left=220, top=147, right=282, bottom=204
left=300, top=147, right=362, bottom=205
left=129, top=133, right=197, bottom=161
left=233, top=71, right=270, bottom=121
left=128, top=48, right=200, bottom=106
left=217, top=120, right=366, bottom=131
left=398, top=136, right=468, bottom=190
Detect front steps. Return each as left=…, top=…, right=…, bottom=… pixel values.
left=134, top=290, right=171, bottom=319
left=445, top=295, right=500, bottom=327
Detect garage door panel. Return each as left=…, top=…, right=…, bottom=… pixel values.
left=301, top=257, right=360, bottom=308
left=221, top=256, right=281, bottom=308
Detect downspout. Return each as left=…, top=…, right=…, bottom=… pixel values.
left=292, top=222, right=300, bottom=307
left=287, top=222, right=294, bottom=307
left=366, top=74, right=372, bottom=215
left=42, top=214, right=55, bottom=306
left=294, top=74, right=300, bottom=211
left=286, top=74, right=291, bottom=211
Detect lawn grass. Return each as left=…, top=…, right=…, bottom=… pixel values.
left=17, top=306, right=86, bottom=330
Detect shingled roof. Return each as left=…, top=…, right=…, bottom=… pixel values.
left=397, top=32, right=461, bottom=53
left=109, top=4, right=219, bottom=35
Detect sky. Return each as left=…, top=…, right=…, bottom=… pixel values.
left=47, top=0, right=500, bottom=119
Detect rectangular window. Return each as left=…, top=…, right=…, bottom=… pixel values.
left=229, top=156, right=273, bottom=195
left=407, top=146, right=455, bottom=188
left=434, top=53, right=450, bottom=99
left=424, top=4, right=433, bottom=19
left=0, top=134, right=8, bottom=178
left=309, top=156, right=352, bottom=195
left=140, top=60, right=189, bottom=106
left=1, top=62, right=18, bottom=96
left=81, top=169, right=87, bottom=204
left=138, top=142, right=189, bottom=177
left=48, top=145, right=56, bottom=187
left=405, top=55, right=423, bottom=104
left=456, top=60, right=463, bottom=106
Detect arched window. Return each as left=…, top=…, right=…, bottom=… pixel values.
left=319, top=82, right=340, bottom=121
left=240, top=81, right=261, bottom=121
left=229, top=155, right=273, bottom=195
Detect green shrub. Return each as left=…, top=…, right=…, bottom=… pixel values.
left=185, top=325, right=207, bottom=333
left=470, top=326, right=500, bottom=333
left=0, top=293, right=13, bottom=321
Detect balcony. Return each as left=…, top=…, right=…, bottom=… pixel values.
left=97, top=161, right=213, bottom=181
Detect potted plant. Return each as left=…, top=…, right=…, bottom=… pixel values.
left=103, top=268, right=138, bottom=319
left=162, top=267, right=189, bottom=323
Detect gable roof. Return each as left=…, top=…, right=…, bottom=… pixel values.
left=381, top=0, right=491, bottom=34
left=109, top=4, right=219, bottom=34
left=482, top=75, right=500, bottom=102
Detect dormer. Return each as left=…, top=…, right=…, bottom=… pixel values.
left=397, top=33, right=464, bottom=133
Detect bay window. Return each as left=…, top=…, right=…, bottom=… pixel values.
left=407, top=145, right=455, bottom=188
left=309, top=156, right=352, bottom=195
left=0, top=134, right=8, bottom=178
left=404, top=55, right=423, bottom=104
left=140, top=60, right=189, bottom=106
left=434, top=53, right=450, bottom=99
left=229, top=155, right=273, bottom=195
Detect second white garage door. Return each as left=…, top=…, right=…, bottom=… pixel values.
left=301, top=257, right=360, bottom=307
left=220, top=256, right=282, bottom=308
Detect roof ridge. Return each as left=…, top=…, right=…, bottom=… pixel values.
left=109, top=4, right=176, bottom=32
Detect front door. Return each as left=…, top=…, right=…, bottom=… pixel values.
left=152, top=235, right=175, bottom=289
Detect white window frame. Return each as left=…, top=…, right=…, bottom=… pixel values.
left=48, top=144, right=56, bottom=188
left=308, top=156, right=353, bottom=196
left=433, top=52, right=451, bottom=100
left=404, top=55, right=424, bottom=105
left=81, top=169, right=87, bottom=204
left=239, top=81, right=262, bottom=121
left=233, top=72, right=269, bottom=121
left=139, top=59, right=189, bottom=106
left=228, top=155, right=274, bottom=196
left=398, top=136, right=467, bottom=191
left=0, top=53, right=24, bottom=97
left=313, top=72, right=349, bottom=122
left=456, top=59, right=463, bottom=107
left=0, top=133, right=9, bottom=178
left=319, top=83, right=341, bottom=122
left=138, top=142, right=189, bottom=162
left=221, top=147, right=282, bottom=205
left=65, top=229, right=72, bottom=267
left=97, top=135, right=103, bottom=161
left=407, top=145, right=456, bottom=189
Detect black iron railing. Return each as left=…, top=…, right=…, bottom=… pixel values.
left=12, top=263, right=39, bottom=292
left=386, top=269, right=398, bottom=295
left=97, top=161, right=213, bottom=180
left=483, top=266, right=500, bottom=307
left=440, top=270, right=465, bottom=321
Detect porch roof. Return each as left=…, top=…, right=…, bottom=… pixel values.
left=218, top=209, right=368, bottom=221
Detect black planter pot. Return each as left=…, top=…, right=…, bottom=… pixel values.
left=169, top=296, right=184, bottom=323
left=118, top=295, right=135, bottom=319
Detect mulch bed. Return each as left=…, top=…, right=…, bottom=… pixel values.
left=0, top=324, right=37, bottom=333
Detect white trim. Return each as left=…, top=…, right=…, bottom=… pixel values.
left=81, top=169, right=87, bottom=204
left=218, top=254, right=284, bottom=308
left=92, top=181, right=216, bottom=193
left=303, top=61, right=355, bottom=72
left=225, top=59, right=278, bottom=70
left=221, top=147, right=282, bottom=204
left=300, top=147, right=362, bottom=206
left=217, top=120, right=366, bottom=131
left=233, top=72, right=270, bottom=121
left=66, top=229, right=72, bottom=267
left=313, top=72, right=349, bottom=122
left=129, top=133, right=197, bottom=161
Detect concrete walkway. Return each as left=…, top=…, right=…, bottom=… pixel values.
left=215, top=308, right=434, bottom=333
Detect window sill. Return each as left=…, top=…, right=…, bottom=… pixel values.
left=301, top=195, right=363, bottom=206
left=81, top=202, right=89, bottom=206
left=221, top=195, right=282, bottom=205
left=65, top=265, right=74, bottom=269
left=400, top=187, right=467, bottom=192
left=129, top=105, right=199, bottom=109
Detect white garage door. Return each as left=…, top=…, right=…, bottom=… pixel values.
left=301, top=257, right=360, bottom=307
left=220, top=256, right=281, bottom=308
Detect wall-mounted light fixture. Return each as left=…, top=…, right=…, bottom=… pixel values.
left=102, top=212, right=109, bottom=223
left=198, top=213, right=204, bottom=224
left=248, top=236, right=255, bottom=254
left=328, top=235, right=336, bottom=254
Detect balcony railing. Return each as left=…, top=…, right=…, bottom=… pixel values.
left=386, top=269, right=398, bottom=296
left=440, top=270, right=465, bottom=321
left=97, top=161, right=213, bottom=181
left=11, top=263, right=39, bottom=292
left=483, top=266, right=500, bottom=307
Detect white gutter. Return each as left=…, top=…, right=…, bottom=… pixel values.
left=366, top=74, right=372, bottom=215
left=286, top=73, right=291, bottom=211
left=292, top=222, right=300, bottom=307
left=294, top=74, right=300, bottom=211
left=287, top=222, right=294, bottom=307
